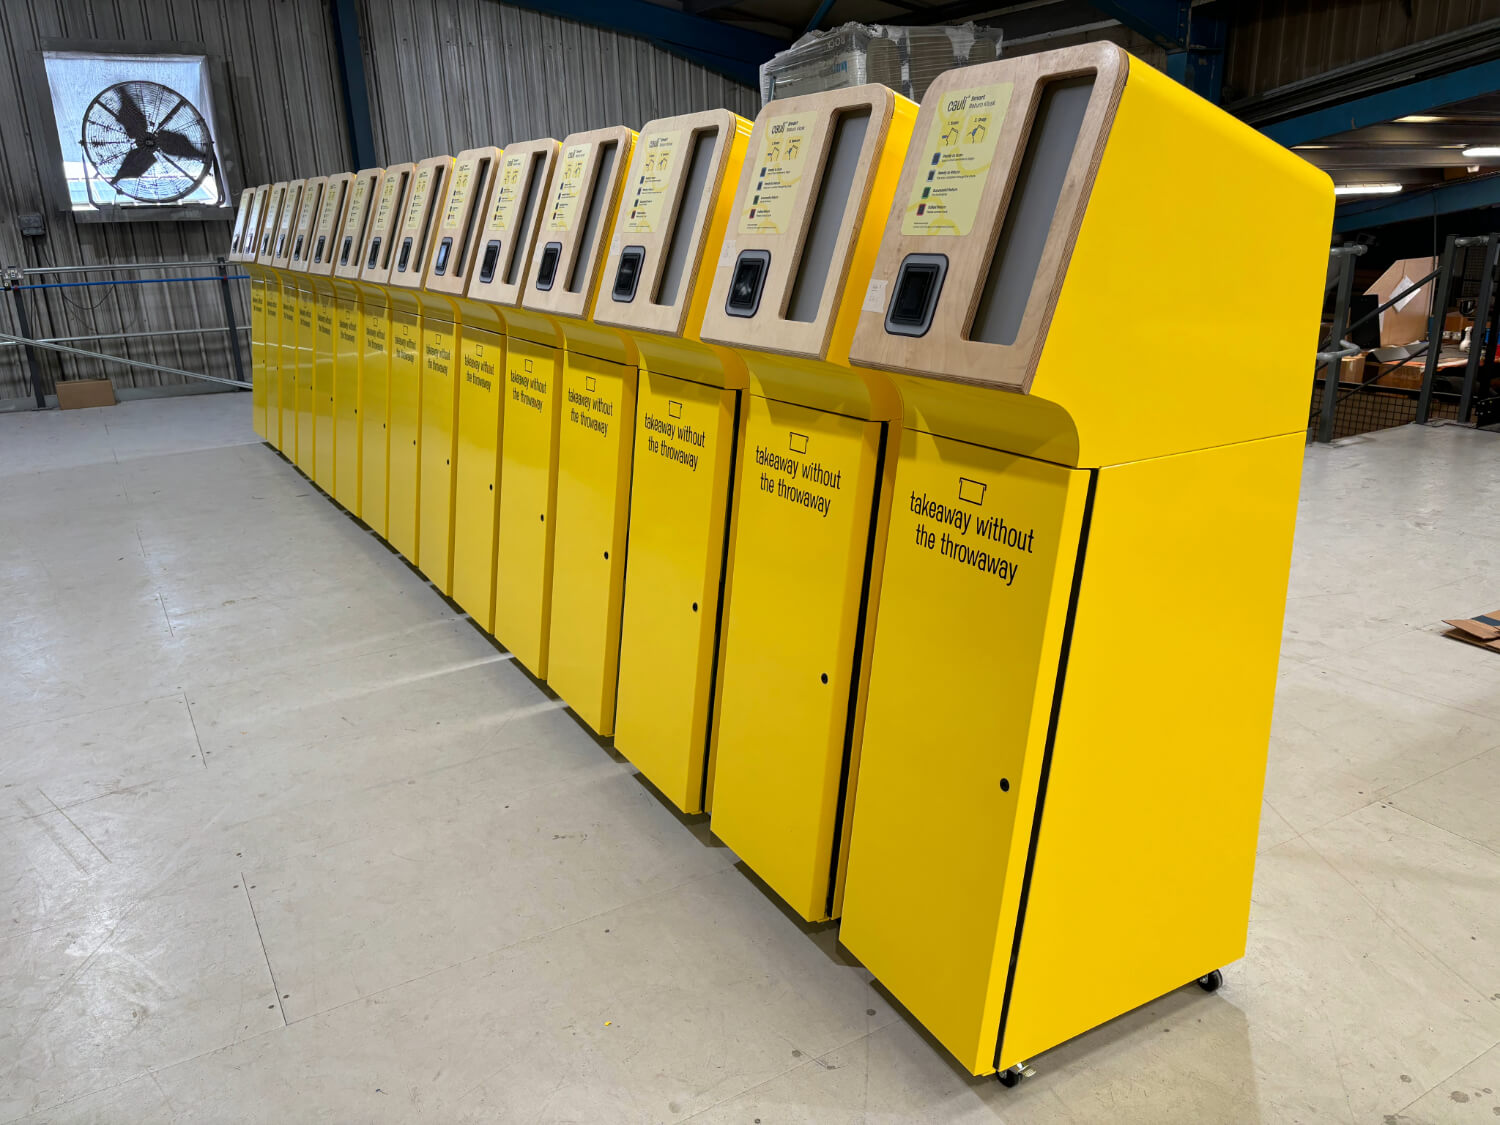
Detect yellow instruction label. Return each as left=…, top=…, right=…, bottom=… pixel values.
left=443, top=160, right=475, bottom=228
left=297, top=187, right=320, bottom=229
left=739, top=112, right=816, bottom=235
left=549, top=143, right=593, bottom=232
left=373, top=175, right=402, bottom=233
left=344, top=177, right=370, bottom=232
left=902, top=83, right=1013, bottom=237
left=624, top=130, right=681, bottom=235
left=488, top=152, right=530, bottom=233
left=316, top=182, right=342, bottom=234
left=403, top=167, right=433, bottom=231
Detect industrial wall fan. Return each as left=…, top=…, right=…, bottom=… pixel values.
left=79, top=80, right=219, bottom=206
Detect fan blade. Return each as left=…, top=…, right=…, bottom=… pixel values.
left=111, top=146, right=157, bottom=185
left=111, top=87, right=149, bottom=141
left=154, top=128, right=207, bottom=163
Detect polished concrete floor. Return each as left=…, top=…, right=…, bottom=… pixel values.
left=1, top=394, right=1497, bottom=1124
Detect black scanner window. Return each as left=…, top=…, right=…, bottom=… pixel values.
left=397, top=236, right=413, bottom=273
left=434, top=237, right=453, bottom=275
left=725, top=250, right=769, bottom=318
left=340, top=236, right=353, bottom=266
left=366, top=236, right=382, bottom=270
left=535, top=242, right=561, bottom=291
left=885, top=254, right=947, bottom=338
left=612, top=246, right=645, bottom=303
left=314, top=235, right=327, bottom=264
left=478, top=240, right=502, bottom=284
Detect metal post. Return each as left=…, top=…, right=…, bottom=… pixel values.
left=7, top=276, right=49, bottom=409
left=216, top=256, right=247, bottom=383
left=1457, top=234, right=1500, bottom=423
left=1317, top=247, right=1361, bottom=443
left=1417, top=235, right=1461, bottom=424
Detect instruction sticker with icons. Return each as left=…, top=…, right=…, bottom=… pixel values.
left=549, top=143, right=593, bottom=232
left=488, top=152, right=530, bottom=233
left=345, top=177, right=371, bottom=230
left=403, top=167, right=434, bottom=229
left=443, top=161, right=474, bottom=227
left=625, top=131, right=681, bottom=235
left=902, top=83, right=1013, bottom=237
left=372, top=176, right=399, bottom=231
left=739, top=112, right=817, bottom=236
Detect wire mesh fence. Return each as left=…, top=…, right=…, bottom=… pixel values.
left=1307, top=382, right=1459, bottom=442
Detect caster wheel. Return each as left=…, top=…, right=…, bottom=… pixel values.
left=998, top=1063, right=1034, bottom=1088
left=1196, top=969, right=1223, bottom=993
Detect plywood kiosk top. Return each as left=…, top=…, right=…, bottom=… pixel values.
left=270, top=180, right=306, bottom=269
left=332, top=168, right=385, bottom=281
left=698, top=84, right=911, bottom=361
left=229, top=187, right=258, bottom=263
left=288, top=176, right=328, bottom=275
left=253, top=182, right=287, bottom=266
left=242, top=185, right=273, bottom=263
left=358, top=163, right=418, bottom=285
left=847, top=44, right=1126, bottom=392
left=387, top=155, right=454, bottom=291
left=521, top=125, right=637, bottom=321
left=464, top=138, right=559, bottom=308
left=423, top=146, right=501, bottom=297
left=592, top=109, right=751, bottom=339
left=307, top=173, right=355, bottom=277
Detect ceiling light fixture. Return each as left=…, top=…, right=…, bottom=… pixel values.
left=1462, top=146, right=1500, bottom=158
left=1395, top=114, right=1444, bottom=123
left=1333, top=183, right=1404, bottom=196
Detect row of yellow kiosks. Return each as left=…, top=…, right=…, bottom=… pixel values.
left=227, top=44, right=1331, bottom=1083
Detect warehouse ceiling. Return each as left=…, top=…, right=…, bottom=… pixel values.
left=678, top=0, right=1157, bottom=50
left=1292, top=94, right=1500, bottom=193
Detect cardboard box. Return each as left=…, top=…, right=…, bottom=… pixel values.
left=1338, top=352, right=1367, bottom=385
left=1364, top=257, right=1436, bottom=347
left=1442, top=611, right=1500, bottom=654
left=55, top=378, right=117, bottom=410
left=1442, top=311, right=1471, bottom=345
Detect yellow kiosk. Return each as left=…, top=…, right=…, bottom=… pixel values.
left=307, top=173, right=354, bottom=494
left=249, top=182, right=288, bottom=442
left=234, top=185, right=272, bottom=436
left=590, top=110, right=751, bottom=780
left=329, top=166, right=385, bottom=514
left=383, top=154, right=455, bottom=565
left=837, top=46, right=1332, bottom=1082
left=268, top=178, right=306, bottom=454
left=496, top=126, right=635, bottom=681
left=415, top=146, right=501, bottom=594
left=354, top=163, right=417, bottom=538
left=284, top=175, right=327, bottom=470
left=450, top=138, right=559, bottom=633
left=694, top=86, right=916, bottom=923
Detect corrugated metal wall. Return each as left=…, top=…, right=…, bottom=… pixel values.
left=0, top=0, right=757, bottom=403
left=1224, top=0, right=1500, bottom=101
left=0, top=0, right=350, bottom=402
left=358, top=0, right=759, bottom=163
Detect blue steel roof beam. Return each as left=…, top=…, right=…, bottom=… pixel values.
left=1332, top=173, right=1500, bottom=232
left=495, top=0, right=790, bottom=88
left=1262, top=57, right=1500, bottom=148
